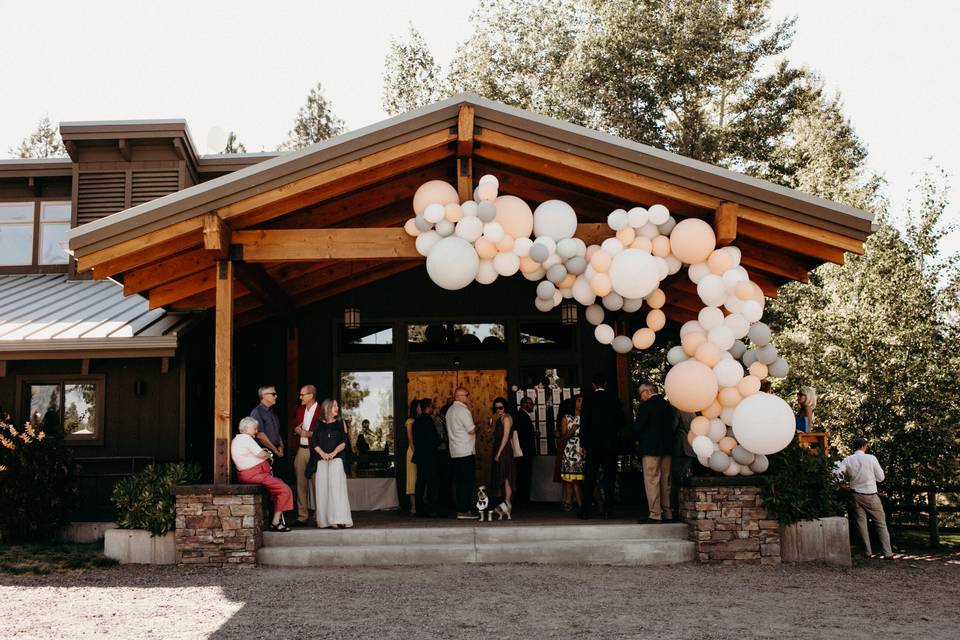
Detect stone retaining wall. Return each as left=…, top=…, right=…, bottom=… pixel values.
left=171, top=485, right=265, bottom=568
left=681, top=477, right=781, bottom=565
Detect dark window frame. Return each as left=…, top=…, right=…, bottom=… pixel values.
left=14, top=373, right=106, bottom=445
left=0, top=198, right=71, bottom=273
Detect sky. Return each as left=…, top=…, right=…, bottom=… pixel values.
left=1, top=0, right=957, bottom=249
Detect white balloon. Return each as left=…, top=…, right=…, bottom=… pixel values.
left=724, top=313, right=750, bottom=339
left=572, top=238, right=587, bottom=257
left=594, top=324, right=615, bottom=345
left=720, top=407, right=735, bottom=426
left=723, top=460, right=742, bottom=477
left=680, top=320, right=704, bottom=338
left=648, top=204, right=670, bottom=225
left=708, top=418, right=726, bottom=442
left=493, top=252, right=520, bottom=277
left=424, top=203, right=445, bottom=224
left=461, top=201, right=479, bottom=217
left=627, top=207, right=648, bottom=228
left=732, top=392, right=796, bottom=455
left=612, top=335, right=633, bottom=354
left=522, top=267, right=547, bottom=281
left=435, top=219, right=455, bottom=237
left=415, top=230, right=441, bottom=257
left=722, top=245, right=742, bottom=265
left=665, top=254, right=683, bottom=275
left=708, top=325, right=735, bottom=351
left=572, top=275, right=597, bottom=306
left=698, top=306, right=724, bottom=331
left=722, top=266, right=749, bottom=290
left=638, top=222, right=660, bottom=239
left=537, top=280, right=557, bottom=300
left=478, top=174, right=499, bottom=188
left=601, top=237, right=625, bottom=256
left=713, top=359, right=745, bottom=388
left=742, top=299, right=763, bottom=323
left=688, top=262, right=711, bottom=284
left=653, top=256, right=669, bottom=281
left=724, top=294, right=745, bottom=314
left=513, top=237, right=534, bottom=257
left=622, top=297, right=644, bottom=313
left=602, top=292, right=624, bottom=311
left=585, top=304, right=605, bottom=325
left=667, top=345, right=689, bottom=365
left=534, top=296, right=554, bottom=312
left=607, top=209, right=628, bottom=231
left=552, top=290, right=563, bottom=306
left=697, top=454, right=711, bottom=467
left=454, top=216, right=483, bottom=243
left=482, top=222, right=505, bottom=243
left=476, top=259, right=498, bottom=284
left=692, top=435, right=715, bottom=458
left=533, top=200, right=578, bottom=240
left=583, top=264, right=596, bottom=281
left=560, top=287, right=573, bottom=299
left=556, top=238, right=578, bottom=259
left=697, top=274, right=727, bottom=307
left=426, top=237, right=480, bottom=290
left=609, top=249, right=660, bottom=299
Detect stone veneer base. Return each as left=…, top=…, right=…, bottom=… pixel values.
left=680, top=477, right=781, bottom=565
left=171, top=484, right=266, bottom=568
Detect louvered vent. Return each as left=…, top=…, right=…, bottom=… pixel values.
left=131, top=170, right=180, bottom=206
left=76, top=172, right=125, bottom=224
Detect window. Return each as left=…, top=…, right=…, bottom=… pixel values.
left=339, top=371, right=394, bottom=477
left=340, top=325, right=393, bottom=353
left=519, top=322, right=575, bottom=349
left=407, top=323, right=506, bottom=351
left=19, top=376, right=104, bottom=444
left=39, top=202, right=71, bottom=265
left=0, top=203, right=34, bottom=265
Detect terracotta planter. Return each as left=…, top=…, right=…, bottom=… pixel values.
left=104, top=529, right=176, bottom=565
left=781, top=516, right=851, bottom=566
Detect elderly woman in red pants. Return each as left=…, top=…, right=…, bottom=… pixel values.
left=231, top=416, right=294, bottom=532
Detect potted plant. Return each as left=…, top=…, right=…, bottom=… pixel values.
left=761, top=440, right=851, bottom=565
left=105, top=463, right=199, bottom=564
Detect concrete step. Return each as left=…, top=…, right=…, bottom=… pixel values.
left=258, top=538, right=695, bottom=567
left=263, top=523, right=688, bottom=548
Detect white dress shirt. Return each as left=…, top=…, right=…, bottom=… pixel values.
left=838, top=450, right=886, bottom=494
left=445, top=401, right=476, bottom=459
left=231, top=433, right=265, bottom=471
left=301, top=402, right=318, bottom=446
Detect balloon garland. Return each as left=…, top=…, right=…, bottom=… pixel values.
left=405, top=176, right=795, bottom=475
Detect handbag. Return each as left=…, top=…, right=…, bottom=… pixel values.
left=511, top=430, right=524, bottom=458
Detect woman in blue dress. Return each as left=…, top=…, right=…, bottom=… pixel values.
left=795, top=387, right=817, bottom=433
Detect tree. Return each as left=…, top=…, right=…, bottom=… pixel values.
left=280, top=82, right=346, bottom=151
left=382, top=25, right=443, bottom=115
left=9, top=116, right=67, bottom=158
left=222, top=131, right=247, bottom=154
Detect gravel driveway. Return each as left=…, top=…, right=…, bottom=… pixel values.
left=2, top=555, right=957, bottom=639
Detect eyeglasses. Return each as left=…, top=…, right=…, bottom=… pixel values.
left=263, top=392, right=277, bottom=396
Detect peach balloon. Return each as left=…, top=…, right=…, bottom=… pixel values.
left=413, top=180, right=460, bottom=215
left=591, top=273, right=613, bottom=296
left=585, top=244, right=600, bottom=261
left=559, top=273, right=577, bottom=289
left=630, top=236, right=653, bottom=252
left=476, top=183, right=498, bottom=201
left=590, top=250, right=612, bottom=273
left=444, top=203, right=464, bottom=223
left=708, top=249, right=733, bottom=275
left=718, top=436, right=738, bottom=454
left=681, top=331, right=707, bottom=357
left=691, top=416, right=710, bottom=437
left=496, top=235, right=515, bottom=252
left=687, top=430, right=698, bottom=446
left=664, top=360, right=719, bottom=413
left=748, top=362, right=768, bottom=379
left=669, top=218, right=716, bottom=264
left=695, top=341, right=722, bottom=367
left=632, top=327, right=656, bottom=349
left=646, top=309, right=666, bottom=331
left=718, top=386, right=743, bottom=408
left=737, top=375, right=761, bottom=397
left=404, top=218, right=421, bottom=237
left=651, top=235, right=671, bottom=257
left=646, top=288, right=666, bottom=309
left=616, top=226, right=637, bottom=246
left=702, top=400, right=723, bottom=419
left=519, top=256, right=540, bottom=273
left=749, top=282, right=765, bottom=305
left=493, top=195, right=534, bottom=239
left=735, top=281, right=754, bottom=300
left=475, top=238, right=497, bottom=260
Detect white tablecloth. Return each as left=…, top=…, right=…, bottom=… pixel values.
left=530, top=456, right=562, bottom=502
left=347, top=478, right=400, bottom=511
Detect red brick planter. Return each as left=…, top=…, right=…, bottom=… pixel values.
left=171, top=484, right=266, bottom=568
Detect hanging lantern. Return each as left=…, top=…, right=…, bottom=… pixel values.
left=344, top=307, right=361, bottom=329
left=561, top=302, right=578, bottom=326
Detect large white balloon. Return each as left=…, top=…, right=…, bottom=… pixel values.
left=425, top=237, right=480, bottom=290
left=608, top=249, right=660, bottom=299
left=731, top=392, right=796, bottom=455
left=533, top=200, right=578, bottom=240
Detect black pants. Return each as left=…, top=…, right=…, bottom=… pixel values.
left=451, top=454, right=476, bottom=513
left=581, top=448, right=617, bottom=516
left=414, top=457, right=439, bottom=515
left=515, top=456, right=532, bottom=506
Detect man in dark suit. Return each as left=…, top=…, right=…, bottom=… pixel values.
left=579, top=372, right=624, bottom=519
left=513, top=395, right=536, bottom=506
left=412, top=397, right=442, bottom=517
left=634, top=382, right=677, bottom=522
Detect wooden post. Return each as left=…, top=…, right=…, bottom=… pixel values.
left=214, top=260, right=234, bottom=484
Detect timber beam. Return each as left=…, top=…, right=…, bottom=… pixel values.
left=203, top=213, right=230, bottom=259
left=457, top=105, right=475, bottom=202
left=714, top=202, right=738, bottom=246
left=233, top=262, right=295, bottom=323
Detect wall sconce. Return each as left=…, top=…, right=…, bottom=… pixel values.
left=344, top=307, right=361, bottom=329
left=561, top=302, right=578, bottom=326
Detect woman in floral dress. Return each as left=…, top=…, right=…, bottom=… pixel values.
left=559, top=394, right=584, bottom=512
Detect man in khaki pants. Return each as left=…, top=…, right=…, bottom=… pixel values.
left=292, top=385, right=320, bottom=525
left=633, top=383, right=676, bottom=523
left=839, top=437, right=894, bottom=558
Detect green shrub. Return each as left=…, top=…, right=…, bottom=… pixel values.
left=111, top=463, right=200, bottom=536
left=0, top=420, right=77, bottom=543
left=760, top=440, right=845, bottom=525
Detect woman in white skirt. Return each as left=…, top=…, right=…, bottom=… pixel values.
left=309, top=399, right=353, bottom=529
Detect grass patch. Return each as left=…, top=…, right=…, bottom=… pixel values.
left=0, top=542, right=118, bottom=574
left=891, top=529, right=960, bottom=551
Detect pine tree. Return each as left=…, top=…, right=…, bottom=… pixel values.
left=9, top=116, right=67, bottom=158
left=280, top=83, right=346, bottom=151
left=221, top=131, right=247, bottom=154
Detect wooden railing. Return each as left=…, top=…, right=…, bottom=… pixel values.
left=883, top=484, right=960, bottom=547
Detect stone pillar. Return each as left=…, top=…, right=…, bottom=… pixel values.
left=680, top=477, right=781, bottom=565
left=171, top=484, right=266, bottom=568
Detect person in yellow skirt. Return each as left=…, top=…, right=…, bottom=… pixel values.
left=405, top=399, right=419, bottom=515
left=559, top=395, right=584, bottom=512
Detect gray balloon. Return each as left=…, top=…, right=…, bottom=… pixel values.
left=768, top=357, right=790, bottom=378
left=742, top=348, right=758, bottom=367
left=749, top=454, right=769, bottom=474
left=414, top=214, right=433, bottom=232
left=658, top=216, right=677, bottom=235
left=536, top=281, right=556, bottom=300
left=565, top=256, right=587, bottom=275
left=529, top=243, right=550, bottom=263
left=612, top=335, right=633, bottom=354
left=757, top=343, right=778, bottom=365
left=547, top=264, right=568, bottom=284
left=709, top=451, right=731, bottom=473
left=747, top=322, right=771, bottom=347
left=732, top=446, right=756, bottom=466
left=534, top=297, right=554, bottom=312
left=477, top=200, right=497, bottom=222
left=726, top=427, right=734, bottom=439
left=729, top=339, right=747, bottom=359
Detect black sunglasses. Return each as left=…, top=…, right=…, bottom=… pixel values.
left=494, top=405, right=505, bottom=410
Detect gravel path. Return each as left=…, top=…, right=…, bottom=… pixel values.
left=2, top=556, right=958, bottom=639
